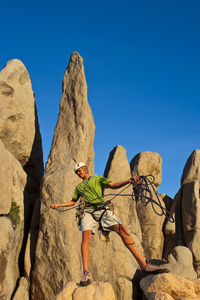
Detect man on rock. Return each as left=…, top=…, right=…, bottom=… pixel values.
left=51, top=162, right=169, bottom=286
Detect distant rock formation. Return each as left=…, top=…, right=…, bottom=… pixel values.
left=31, top=52, right=96, bottom=300
left=0, top=60, right=43, bottom=299
left=164, top=149, right=200, bottom=275
left=1, top=53, right=200, bottom=300
left=130, top=151, right=162, bottom=189
left=130, top=151, right=166, bottom=261
left=163, top=246, right=197, bottom=279
left=0, top=140, right=27, bottom=299
left=181, top=149, right=200, bottom=185
left=104, top=145, right=144, bottom=299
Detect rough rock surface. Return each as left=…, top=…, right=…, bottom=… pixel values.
left=0, top=59, right=35, bottom=165
left=104, top=145, right=144, bottom=299
left=55, top=282, right=116, bottom=300
left=169, top=150, right=200, bottom=275
left=0, top=59, right=43, bottom=174
left=130, top=151, right=165, bottom=261
left=55, top=282, right=78, bottom=300
left=0, top=141, right=27, bottom=300
left=140, top=273, right=200, bottom=300
left=0, top=59, right=43, bottom=299
left=0, top=58, right=43, bottom=216
left=164, top=246, right=197, bottom=279
left=24, top=197, right=40, bottom=279
left=0, top=140, right=13, bottom=214
left=181, top=149, right=200, bottom=185
left=160, top=193, right=173, bottom=216
left=24, top=228, right=38, bottom=279
left=148, top=292, right=174, bottom=299
left=182, top=181, right=200, bottom=270
left=163, top=189, right=183, bottom=260
left=45, top=52, right=95, bottom=172
left=130, top=151, right=162, bottom=188
left=31, top=52, right=96, bottom=300
left=13, top=277, right=29, bottom=300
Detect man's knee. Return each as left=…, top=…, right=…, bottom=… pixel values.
left=111, top=224, right=128, bottom=235
left=109, top=224, right=121, bottom=233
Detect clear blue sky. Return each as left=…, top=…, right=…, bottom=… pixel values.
left=1, top=0, right=200, bottom=198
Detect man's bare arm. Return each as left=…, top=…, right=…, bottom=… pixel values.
left=50, top=199, right=76, bottom=209
left=107, top=176, right=140, bottom=190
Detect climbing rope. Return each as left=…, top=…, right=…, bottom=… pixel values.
left=131, top=175, right=174, bottom=223
left=50, top=175, right=174, bottom=223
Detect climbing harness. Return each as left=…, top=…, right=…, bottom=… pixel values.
left=84, top=201, right=112, bottom=243
left=50, top=175, right=174, bottom=242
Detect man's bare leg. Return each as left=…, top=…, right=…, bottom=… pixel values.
left=80, top=230, right=92, bottom=286
left=81, top=230, right=92, bottom=272
left=110, top=224, right=147, bottom=268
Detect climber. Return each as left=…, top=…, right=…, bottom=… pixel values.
left=50, top=162, right=169, bottom=286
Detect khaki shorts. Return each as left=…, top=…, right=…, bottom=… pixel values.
left=79, top=208, right=122, bottom=234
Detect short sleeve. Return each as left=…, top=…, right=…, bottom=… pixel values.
left=72, top=187, right=79, bottom=201
left=98, top=176, right=111, bottom=188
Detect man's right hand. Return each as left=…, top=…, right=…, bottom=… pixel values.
left=50, top=204, right=60, bottom=209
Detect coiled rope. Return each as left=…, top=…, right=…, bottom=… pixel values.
left=131, top=175, right=174, bottom=223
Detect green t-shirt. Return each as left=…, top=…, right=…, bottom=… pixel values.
left=72, top=175, right=111, bottom=206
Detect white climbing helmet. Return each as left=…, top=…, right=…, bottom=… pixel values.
left=74, top=162, right=87, bottom=173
